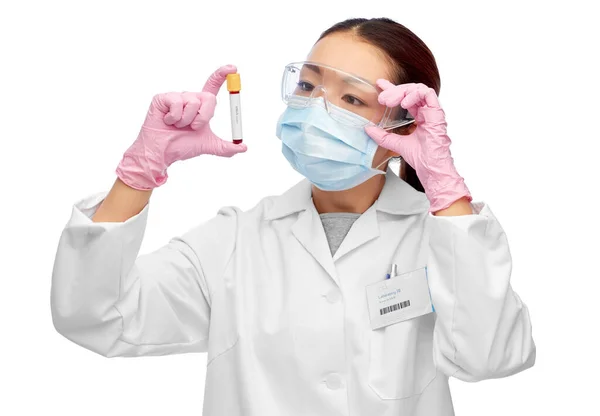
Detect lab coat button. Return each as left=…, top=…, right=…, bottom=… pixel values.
left=326, top=290, right=341, bottom=303
left=325, top=373, right=343, bottom=390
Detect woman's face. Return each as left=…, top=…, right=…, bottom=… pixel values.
left=305, top=32, right=405, bottom=168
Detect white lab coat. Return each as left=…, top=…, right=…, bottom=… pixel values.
left=51, top=168, right=536, bottom=416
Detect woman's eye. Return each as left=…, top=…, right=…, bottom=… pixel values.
left=297, top=81, right=315, bottom=92
left=343, top=95, right=365, bottom=106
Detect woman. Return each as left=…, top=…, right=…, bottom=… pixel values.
left=51, top=17, right=536, bottom=416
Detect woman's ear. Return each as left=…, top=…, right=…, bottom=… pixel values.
left=395, top=122, right=417, bottom=136
left=386, top=149, right=401, bottom=159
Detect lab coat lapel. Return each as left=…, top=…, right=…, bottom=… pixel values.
left=332, top=167, right=431, bottom=261
left=291, top=203, right=339, bottom=286
left=331, top=204, right=379, bottom=262
left=264, top=178, right=337, bottom=284
left=266, top=168, right=430, bottom=287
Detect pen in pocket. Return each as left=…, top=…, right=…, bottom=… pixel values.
left=386, top=264, right=398, bottom=279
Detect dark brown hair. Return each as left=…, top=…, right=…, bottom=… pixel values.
left=318, top=17, right=442, bottom=193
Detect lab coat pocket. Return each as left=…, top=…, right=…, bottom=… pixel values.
left=368, top=312, right=437, bottom=400
left=206, top=268, right=240, bottom=366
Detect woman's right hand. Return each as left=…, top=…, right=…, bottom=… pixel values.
left=116, top=64, right=248, bottom=191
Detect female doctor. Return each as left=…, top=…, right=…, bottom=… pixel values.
left=51, top=17, right=536, bottom=416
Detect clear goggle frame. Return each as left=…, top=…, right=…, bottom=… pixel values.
left=281, top=61, right=415, bottom=130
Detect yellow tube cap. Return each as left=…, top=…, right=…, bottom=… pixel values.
left=226, top=73, right=241, bottom=92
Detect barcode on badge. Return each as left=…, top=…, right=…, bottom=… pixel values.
left=380, top=300, right=411, bottom=315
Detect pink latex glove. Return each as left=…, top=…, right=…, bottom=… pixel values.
left=365, top=80, right=472, bottom=213
left=116, top=65, right=247, bottom=190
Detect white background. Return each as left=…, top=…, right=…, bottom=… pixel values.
left=1, top=0, right=598, bottom=414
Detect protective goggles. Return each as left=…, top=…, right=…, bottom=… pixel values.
left=281, top=61, right=415, bottom=130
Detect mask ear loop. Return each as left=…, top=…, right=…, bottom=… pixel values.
left=374, top=155, right=394, bottom=172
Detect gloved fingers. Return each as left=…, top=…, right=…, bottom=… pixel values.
left=191, top=92, right=217, bottom=130
left=159, top=92, right=185, bottom=125
left=216, top=139, right=248, bottom=157
left=376, top=81, right=440, bottom=110
left=422, top=85, right=441, bottom=108
left=365, top=125, right=404, bottom=154
left=174, top=92, right=202, bottom=128
left=201, top=129, right=248, bottom=157
left=402, top=84, right=440, bottom=109
left=376, top=81, right=416, bottom=107
left=400, top=92, right=427, bottom=122
left=202, top=64, right=237, bottom=95
left=375, top=79, right=396, bottom=91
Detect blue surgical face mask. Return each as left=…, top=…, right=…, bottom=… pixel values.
left=275, top=99, right=390, bottom=191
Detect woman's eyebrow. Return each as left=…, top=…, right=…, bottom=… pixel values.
left=304, top=64, right=321, bottom=74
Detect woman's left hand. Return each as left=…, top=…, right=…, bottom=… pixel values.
left=365, top=79, right=472, bottom=213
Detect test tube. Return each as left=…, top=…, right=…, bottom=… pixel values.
left=226, top=73, right=243, bottom=144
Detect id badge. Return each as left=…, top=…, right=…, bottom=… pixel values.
left=366, top=266, right=434, bottom=330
